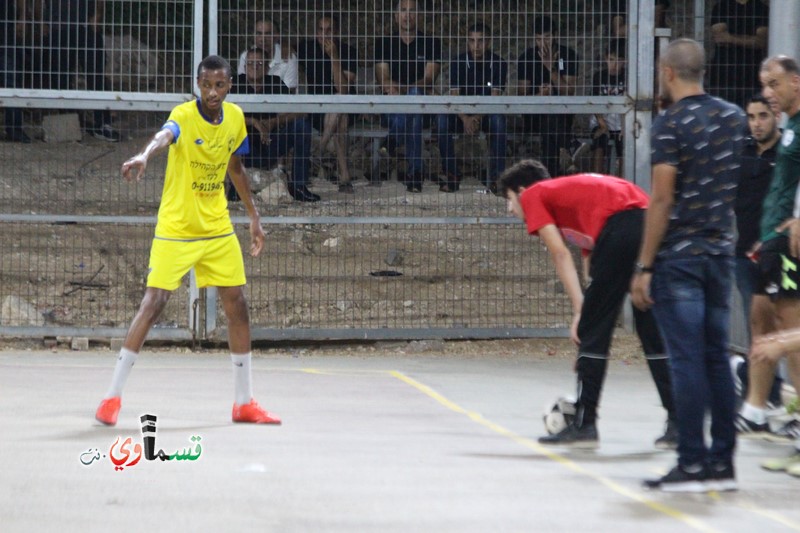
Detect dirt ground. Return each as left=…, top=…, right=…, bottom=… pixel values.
left=1, top=111, right=572, bottom=339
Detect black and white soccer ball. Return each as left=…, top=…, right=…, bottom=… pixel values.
left=542, top=396, right=577, bottom=435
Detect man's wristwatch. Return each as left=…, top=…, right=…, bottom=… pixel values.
left=634, top=262, right=655, bottom=274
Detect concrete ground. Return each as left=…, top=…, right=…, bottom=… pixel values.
left=1, top=349, right=799, bottom=533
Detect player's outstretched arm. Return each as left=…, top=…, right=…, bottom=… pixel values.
left=227, top=155, right=265, bottom=257
left=121, top=128, right=174, bottom=182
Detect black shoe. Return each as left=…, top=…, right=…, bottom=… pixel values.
left=438, top=173, right=460, bottom=193
left=6, top=130, right=31, bottom=143
left=405, top=173, right=423, bottom=193
left=643, top=463, right=707, bottom=493
left=337, top=182, right=354, bottom=194
left=538, top=422, right=599, bottom=449
left=707, top=462, right=737, bottom=492
left=654, top=419, right=678, bottom=450
left=734, top=413, right=770, bottom=437
left=92, top=124, right=121, bottom=142
left=288, top=185, right=321, bottom=202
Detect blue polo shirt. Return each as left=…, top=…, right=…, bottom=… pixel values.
left=651, top=93, right=747, bottom=258
left=448, top=51, right=507, bottom=96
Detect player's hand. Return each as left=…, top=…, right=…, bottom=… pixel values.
left=777, top=218, right=800, bottom=257
left=121, top=155, right=147, bottom=182
left=248, top=218, right=265, bottom=257
left=570, top=312, right=581, bottom=346
left=630, top=273, right=654, bottom=311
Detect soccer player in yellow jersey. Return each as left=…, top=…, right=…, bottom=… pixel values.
left=95, top=55, right=280, bottom=426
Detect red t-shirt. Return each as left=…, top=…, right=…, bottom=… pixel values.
left=520, top=174, right=649, bottom=252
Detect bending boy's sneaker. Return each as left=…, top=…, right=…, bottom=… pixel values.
left=92, top=124, right=121, bottom=143
left=707, top=462, right=738, bottom=492
left=95, top=397, right=121, bottom=426
left=643, top=463, right=707, bottom=493
left=761, top=450, right=800, bottom=472
left=538, top=422, right=598, bottom=449
left=232, top=399, right=281, bottom=424
left=735, top=413, right=770, bottom=436
left=654, top=419, right=678, bottom=450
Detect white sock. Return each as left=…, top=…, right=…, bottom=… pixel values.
left=741, top=402, right=767, bottom=424
left=105, top=348, right=138, bottom=398
left=231, top=352, right=253, bottom=405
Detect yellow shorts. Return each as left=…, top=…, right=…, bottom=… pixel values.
left=146, top=233, right=246, bottom=291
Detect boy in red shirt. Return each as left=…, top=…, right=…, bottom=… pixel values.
left=498, top=160, right=675, bottom=447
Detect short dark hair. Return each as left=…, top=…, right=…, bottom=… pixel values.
left=319, top=14, right=339, bottom=31
left=497, top=159, right=551, bottom=197
left=198, top=55, right=232, bottom=78
left=762, top=55, right=800, bottom=76
left=534, top=16, right=554, bottom=35
left=468, top=22, right=489, bottom=35
left=607, top=38, right=626, bottom=59
left=747, top=94, right=771, bottom=108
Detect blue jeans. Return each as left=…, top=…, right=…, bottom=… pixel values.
left=384, top=87, right=425, bottom=176
left=435, top=114, right=507, bottom=182
left=245, top=117, right=312, bottom=187
left=651, top=255, right=737, bottom=467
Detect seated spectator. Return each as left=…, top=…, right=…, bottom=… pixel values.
left=237, top=17, right=299, bottom=93
left=298, top=14, right=358, bottom=193
left=589, top=38, right=626, bottom=175
left=47, top=0, right=120, bottom=141
left=517, top=15, right=580, bottom=178
left=374, top=0, right=442, bottom=192
left=435, top=22, right=507, bottom=193
left=232, top=47, right=317, bottom=203
left=2, top=0, right=30, bottom=142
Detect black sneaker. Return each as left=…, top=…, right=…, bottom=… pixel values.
left=643, top=463, right=708, bottom=493
left=538, top=422, right=599, bottom=449
left=92, top=124, right=121, bottom=142
left=288, top=185, right=321, bottom=202
left=707, top=462, right=738, bottom=492
left=654, top=419, right=679, bottom=450
left=735, top=413, right=770, bottom=437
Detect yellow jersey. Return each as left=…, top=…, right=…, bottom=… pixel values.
left=154, top=99, right=248, bottom=239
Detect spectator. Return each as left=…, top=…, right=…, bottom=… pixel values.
left=1, top=0, right=30, bottom=142
left=589, top=38, right=626, bottom=175
left=375, top=0, right=442, bottom=193
left=517, top=15, right=581, bottom=178
left=632, top=38, right=746, bottom=493
left=237, top=16, right=299, bottom=92
left=602, top=0, right=670, bottom=37
left=709, top=0, right=769, bottom=108
left=298, top=14, right=358, bottom=193
left=732, top=93, right=791, bottom=439
left=435, top=22, right=507, bottom=193
left=232, top=46, right=317, bottom=203
left=498, top=161, right=677, bottom=450
left=47, top=0, right=120, bottom=141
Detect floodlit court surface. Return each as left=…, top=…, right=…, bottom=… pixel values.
left=2, top=347, right=800, bottom=533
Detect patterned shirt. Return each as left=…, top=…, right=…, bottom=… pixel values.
left=651, top=94, right=746, bottom=258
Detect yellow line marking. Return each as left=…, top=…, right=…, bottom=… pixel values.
left=390, top=370, right=722, bottom=533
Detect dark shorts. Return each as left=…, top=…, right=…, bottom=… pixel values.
left=757, top=235, right=800, bottom=299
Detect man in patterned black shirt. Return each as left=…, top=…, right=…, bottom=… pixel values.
left=632, top=38, right=746, bottom=493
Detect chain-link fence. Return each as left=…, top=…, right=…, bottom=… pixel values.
left=1, top=0, right=762, bottom=344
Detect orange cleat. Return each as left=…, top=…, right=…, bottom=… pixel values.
left=232, top=399, right=282, bottom=424
left=95, top=397, right=121, bottom=426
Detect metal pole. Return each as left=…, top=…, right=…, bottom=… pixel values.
left=768, top=0, right=800, bottom=59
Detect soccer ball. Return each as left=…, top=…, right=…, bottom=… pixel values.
left=542, top=396, right=577, bottom=435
